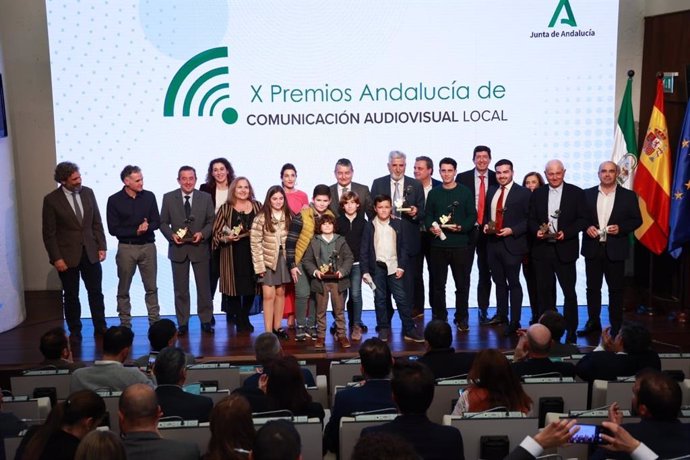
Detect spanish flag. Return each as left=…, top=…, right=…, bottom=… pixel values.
left=634, top=77, right=671, bottom=255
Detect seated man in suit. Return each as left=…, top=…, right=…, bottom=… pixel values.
left=119, top=383, right=199, bottom=460
left=575, top=322, right=661, bottom=383
left=38, top=327, right=86, bottom=371
left=418, top=320, right=475, bottom=380
left=243, top=332, right=315, bottom=388
left=70, top=326, right=152, bottom=392
left=511, top=324, right=576, bottom=378
left=133, top=319, right=195, bottom=368
left=323, top=337, right=396, bottom=454
left=538, top=311, right=580, bottom=358
left=153, top=347, right=213, bottom=422
left=362, top=360, right=464, bottom=460
left=591, top=369, right=690, bottom=459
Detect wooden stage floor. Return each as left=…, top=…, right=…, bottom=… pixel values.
left=1, top=292, right=688, bottom=376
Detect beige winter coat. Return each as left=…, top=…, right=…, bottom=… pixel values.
left=250, top=212, right=288, bottom=274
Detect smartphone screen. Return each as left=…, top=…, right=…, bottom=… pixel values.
left=569, top=424, right=601, bottom=444
left=146, top=352, right=158, bottom=373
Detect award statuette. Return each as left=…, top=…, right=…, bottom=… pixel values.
left=318, top=251, right=340, bottom=281
left=485, top=220, right=498, bottom=234
left=540, top=209, right=560, bottom=240
left=175, top=216, right=196, bottom=243
left=394, top=185, right=414, bottom=213
left=439, top=201, right=460, bottom=228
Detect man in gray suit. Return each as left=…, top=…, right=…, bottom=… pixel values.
left=329, top=158, right=373, bottom=219
left=160, top=166, right=215, bottom=335
left=42, top=161, right=108, bottom=342
left=119, top=383, right=200, bottom=460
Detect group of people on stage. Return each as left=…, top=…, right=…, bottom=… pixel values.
left=41, top=146, right=642, bottom=346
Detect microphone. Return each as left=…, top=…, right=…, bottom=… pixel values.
left=652, top=339, right=683, bottom=352
left=464, top=405, right=509, bottom=418
left=567, top=403, right=613, bottom=417
left=252, top=409, right=294, bottom=418
left=522, top=371, right=563, bottom=379
left=435, top=373, right=469, bottom=383
left=351, top=407, right=398, bottom=416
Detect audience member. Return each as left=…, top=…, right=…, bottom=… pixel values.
left=18, top=390, right=106, bottom=460
left=538, top=310, right=579, bottom=357
left=257, top=356, right=324, bottom=421
left=118, top=383, right=199, bottom=460
left=70, top=326, right=152, bottom=392
left=250, top=419, right=301, bottom=460
left=575, top=322, right=661, bottom=383
left=38, top=327, right=85, bottom=371
left=0, top=390, right=27, bottom=460
left=591, top=369, right=690, bottom=459
left=362, top=361, right=464, bottom=460
left=599, top=422, right=660, bottom=460
left=242, top=333, right=315, bottom=388
left=153, top=347, right=213, bottom=422
left=204, top=394, right=255, bottom=460
left=418, top=320, right=475, bottom=380
left=511, top=324, right=576, bottom=378
left=133, top=319, right=195, bottom=368
left=451, top=349, right=532, bottom=416
left=351, top=432, right=419, bottom=460
left=74, top=429, right=126, bottom=460
left=323, top=337, right=396, bottom=454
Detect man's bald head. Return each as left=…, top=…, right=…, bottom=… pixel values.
left=527, top=324, right=552, bottom=356
left=119, top=383, right=159, bottom=429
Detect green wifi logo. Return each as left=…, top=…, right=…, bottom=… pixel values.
left=164, top=47, right=238, bottom=125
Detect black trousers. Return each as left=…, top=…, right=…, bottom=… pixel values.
left=412, top=231, right=433, bottom=315
left=429, top=246, right=469, bottom=323
left=465, top=227, right=492, bottom=312
left=487, top=241, right=523, bottom=325
left=534, top=245, right=579, bottom=335
left=585, top=244, right=625, bottom=334
left=58, top=249, right=106, bottom=334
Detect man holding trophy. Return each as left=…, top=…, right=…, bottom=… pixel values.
left=160, top=166, right=216, bottom=335
left=528, top=160, right=588, bottom=344
left=424, top=158, right=476, bottom=331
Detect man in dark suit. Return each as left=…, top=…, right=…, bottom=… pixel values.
left=511, top=324, right=576, bottom=378
left=579, top=161, right=642, bottom=338
left=323, top=338, right=396, bottom=454
left=42, top=161, right=108, bottom=342
left=362, top=360, right=464, bottom=460
left=418, top=320, right=475, bottom=380
left=370, top=151, right=425, bottom=324
left=484, top=159, right=532, bottom=335
left=528, top=160, right=588, bottom=343
left=592, top=369, right=690, bottom=460
left=412, top=156, right=442, bottom=318
left=455, top=145, right=498, bottom=324
left=329, top=157, right=373, bottom=219
left=153, top=347, right=213, bottom=422
left=160, top=166, right=216, bottom=335
left=119, top=383, right=200, bottom=460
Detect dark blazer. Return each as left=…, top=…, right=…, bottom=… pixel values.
left=199, top=182, right=218, bottom=208
left=159, top=188, right=215, bottom=263
left=511, top=357, right=576, bottom=378
left=430, top=177, right=442, bottom=189
left=528, top=182, right=588, bottom=262
left=329, top=182, right=374, bottom=219
left=323, top=379, right=395, bottom=453
left=591, top=419, right=690, bottom=460
left=122, top=431, right=200, bottom=460
left=302, top=235, right=354, bottom=293
left=575, top=350, right=661, bottom=383
left=363, top=413, right=465, bottom=460
left=581, top=185, right=642, bottom=261
left=418, top=348, right=476, bottom=380
left=42, top=185, right=107, bottom=267
left=505, top=445, right=538, bottom=460
left=360, top=218, right=409, bottom=275
left=455, top=168, right=498, bottom=203
left=155, top=385, right=213, bottom=422
left=484, top=183, right=531, bottom=256
left=370, top=175, right=425, bottom=255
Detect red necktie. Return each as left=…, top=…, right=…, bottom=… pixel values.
left=495, top=186, right=505, bottom=231
left=477, top=175, right=486, bottom=224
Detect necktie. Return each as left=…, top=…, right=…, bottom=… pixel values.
left=184, top=195, right=191, bottom=219
left=72, top=191, right=83, bottom=224
left=477, top=175, right=486, bottom=224
left=342, top=186, right=349, bottom=198
left=495, top=186, right=505, bottom=231
left=393, top=181, right=401, bottom=216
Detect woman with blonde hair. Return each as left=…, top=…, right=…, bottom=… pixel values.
left=74, top=430, right=126, bottom=460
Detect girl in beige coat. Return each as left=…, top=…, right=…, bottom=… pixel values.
left=250, top=186, right=292, bottom=337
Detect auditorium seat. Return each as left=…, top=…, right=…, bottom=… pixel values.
left=185, top=363, right=241, bottom=391
left=339, top=413, right=397, bottom=460
left=427, top=379, right=468, bottom=424
left=10, top=369, right=71, bottom=399
left=329, top=358, right=362, bottom=397
left=1, top=395, right=51, bottom=424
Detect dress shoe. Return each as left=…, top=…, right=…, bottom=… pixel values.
left=177, top=325, right=188, bottom=336
left=576, top=320, right=602, bottom=337
left=485, top=315, right=508, bottom=326
left=314, top=337, right=325, bottom=349
left=337, top=335, right=351, bottom=348
left=359, top=323, right=368, bottom=333
left=454, top=319, right=469, bottom=332
left=478, top=310, right=489, bottom=324
left=378, top=328, right=390, bottom=342
left=565, top=332, right=577, bottom=344
left=403, top=329, right=425, bottom=343
left=273, top=328, right=289, bottom=340
left=503, top=322, right=521, bottom=337
left=201, top=322, right=215, bottom=334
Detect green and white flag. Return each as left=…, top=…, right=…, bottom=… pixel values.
left=612, top=75, right=638, bottom=189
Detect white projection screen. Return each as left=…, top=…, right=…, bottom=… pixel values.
left=45, top=0, right=617, bottom=318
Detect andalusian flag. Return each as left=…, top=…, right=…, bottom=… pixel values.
left=633, top=78, right=671, bottom=255
left=612, top=74, right=637, bottom=189
left=668, top=101, right=690, bottom=258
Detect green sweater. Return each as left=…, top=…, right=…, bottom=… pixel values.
left=424, top=184, right=476, bottom=248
